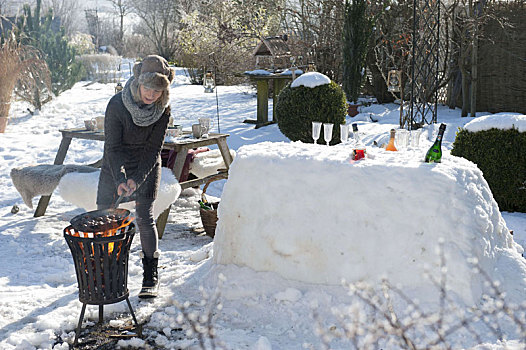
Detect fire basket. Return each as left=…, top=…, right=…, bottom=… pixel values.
left=64, top=209, right=138, bottom=345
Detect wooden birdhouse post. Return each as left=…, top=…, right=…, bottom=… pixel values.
left=245, top=35, right=302, bottom=129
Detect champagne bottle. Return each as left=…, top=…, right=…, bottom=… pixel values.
left=385, top=129, right=397, bottom=151
left=424, top=123, right=446, bottom=163
left=199, top=200, right=212, bottom=210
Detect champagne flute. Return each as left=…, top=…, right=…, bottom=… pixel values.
left=396, top=129, right=409, bottom=150
left=351, top=123, right=361, bottom=144
left=312, top=122, right=322, bottom=144
left=340, top=124, right=349, bottom=144
left=410, top=129, right=422, bottom=148
left=323, top=123, right=333, bottom=146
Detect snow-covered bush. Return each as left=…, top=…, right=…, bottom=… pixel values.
left=276, top=80, right=347, bottom=144
left=77, top=54, right=122, bottom=83
left=69, top=33, right=96, bottom=55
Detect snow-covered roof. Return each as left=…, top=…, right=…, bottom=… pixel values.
left=279, top=69, right=303, bottom=76
left=244, top=69, right=273, bottom=76
left=252, top=36, right=291, bottom=58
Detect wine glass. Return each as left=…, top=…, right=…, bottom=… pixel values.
left=340, top=124, right=349, bottom=144
left=323, top=123, right=333, bottom=146
left=198, top=117, right=211, bottom=138
left=312, top=122, right=322, bottom=144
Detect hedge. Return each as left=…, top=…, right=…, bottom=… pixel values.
left=451, top=127, right=526, bottom=212
left=276, top=81, right=347, bottom=145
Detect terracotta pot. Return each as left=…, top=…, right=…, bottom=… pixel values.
left=0, top=117, right=8, bottom=133
left=347, top=103, right=360, bottom=117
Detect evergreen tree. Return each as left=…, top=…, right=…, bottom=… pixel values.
left=342, top=0, right=374, bottom=104
left=16, top=0, right=83, bottom=97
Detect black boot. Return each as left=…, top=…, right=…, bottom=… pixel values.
left=139, top=251, right=159, bottom=299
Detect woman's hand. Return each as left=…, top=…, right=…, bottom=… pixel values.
left=117, top=179, right=137, bottom=196
left=127, top=179, right=137, bottom=195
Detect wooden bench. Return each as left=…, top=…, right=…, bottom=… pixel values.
left=34, top=128, right=234, bottom=238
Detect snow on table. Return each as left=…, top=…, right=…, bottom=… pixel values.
left=213, top=141, right=525, bottom=306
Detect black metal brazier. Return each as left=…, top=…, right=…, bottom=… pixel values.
left=64, top=222, right=138, bottom=345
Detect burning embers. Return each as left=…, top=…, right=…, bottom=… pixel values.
left=64, top=209, right=139, bottom=345
left=73, top=213, right=125, bottom=232
left=70, top=208, right=133, bottom=234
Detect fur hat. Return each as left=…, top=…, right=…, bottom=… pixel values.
left=130, top=55, right=175, bottom=107
left=132, top=55, right=175, bottom=91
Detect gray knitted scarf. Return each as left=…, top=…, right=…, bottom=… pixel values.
left=122, top=77, right=165, bottom=127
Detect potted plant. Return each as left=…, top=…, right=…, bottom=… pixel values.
left=0, top=35, right=22, bottom=133
left=0, top=33, right=49, bottom=133
left=342, top=0, right=375, bottom=117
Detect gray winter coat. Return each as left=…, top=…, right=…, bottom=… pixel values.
left=96, top=92, right=169, bottom=205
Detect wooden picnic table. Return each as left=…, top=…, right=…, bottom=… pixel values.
left=33, top=128, right=234, bottom=238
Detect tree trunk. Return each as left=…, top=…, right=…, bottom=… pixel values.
left=460, top=67, right=470, bottom=117
left=447, top=70, right=462, bottom=109
left=119, top=1, right=125, bottom=54
left=470, top=23, right=478, bottom=117
left=470, top=0, right=485, bottom=117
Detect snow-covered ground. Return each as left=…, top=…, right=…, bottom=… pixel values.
left=0, top=67, right=525, bottom=349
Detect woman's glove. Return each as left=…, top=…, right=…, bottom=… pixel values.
left=117, top=179, right=137, bottom=196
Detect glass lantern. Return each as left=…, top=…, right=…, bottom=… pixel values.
left=203, top=71, right=215, bottom=93
left=387, top=70, right=402, bottom=92
left=114, top=82, right=123, bottom=94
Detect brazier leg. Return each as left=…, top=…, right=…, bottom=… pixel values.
left=98, top=305, right=104, bottom=324
left=74, top=303, right=87, bottom=345
left=126, top=297, right=139, bottom=326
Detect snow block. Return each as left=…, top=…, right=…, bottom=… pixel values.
left=213, top=141, right=526, bottom=306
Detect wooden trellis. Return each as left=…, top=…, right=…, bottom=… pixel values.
left=409, top=0, right=441, bottom=129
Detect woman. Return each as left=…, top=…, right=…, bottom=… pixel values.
left=97, top=55, right=174, bottom=298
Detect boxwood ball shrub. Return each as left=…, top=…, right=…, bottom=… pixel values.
left=451, top=127, right=526, bottom=212
left=276, top=78, right=347, bottom=144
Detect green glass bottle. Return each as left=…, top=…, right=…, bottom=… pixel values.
left=424, top=124, right=446, bottom=163
left=198, top=200, right=212, bottom=210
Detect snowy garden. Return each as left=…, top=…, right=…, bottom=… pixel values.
left=0, top=66, right=524, bottom=349
left=1, top=0, right=526, bottom=348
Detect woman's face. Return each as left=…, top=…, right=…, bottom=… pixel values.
left=139, top=85, right=163, bottom=105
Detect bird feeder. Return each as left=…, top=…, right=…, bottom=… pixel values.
left=252, top=35, right=292, bottom=71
